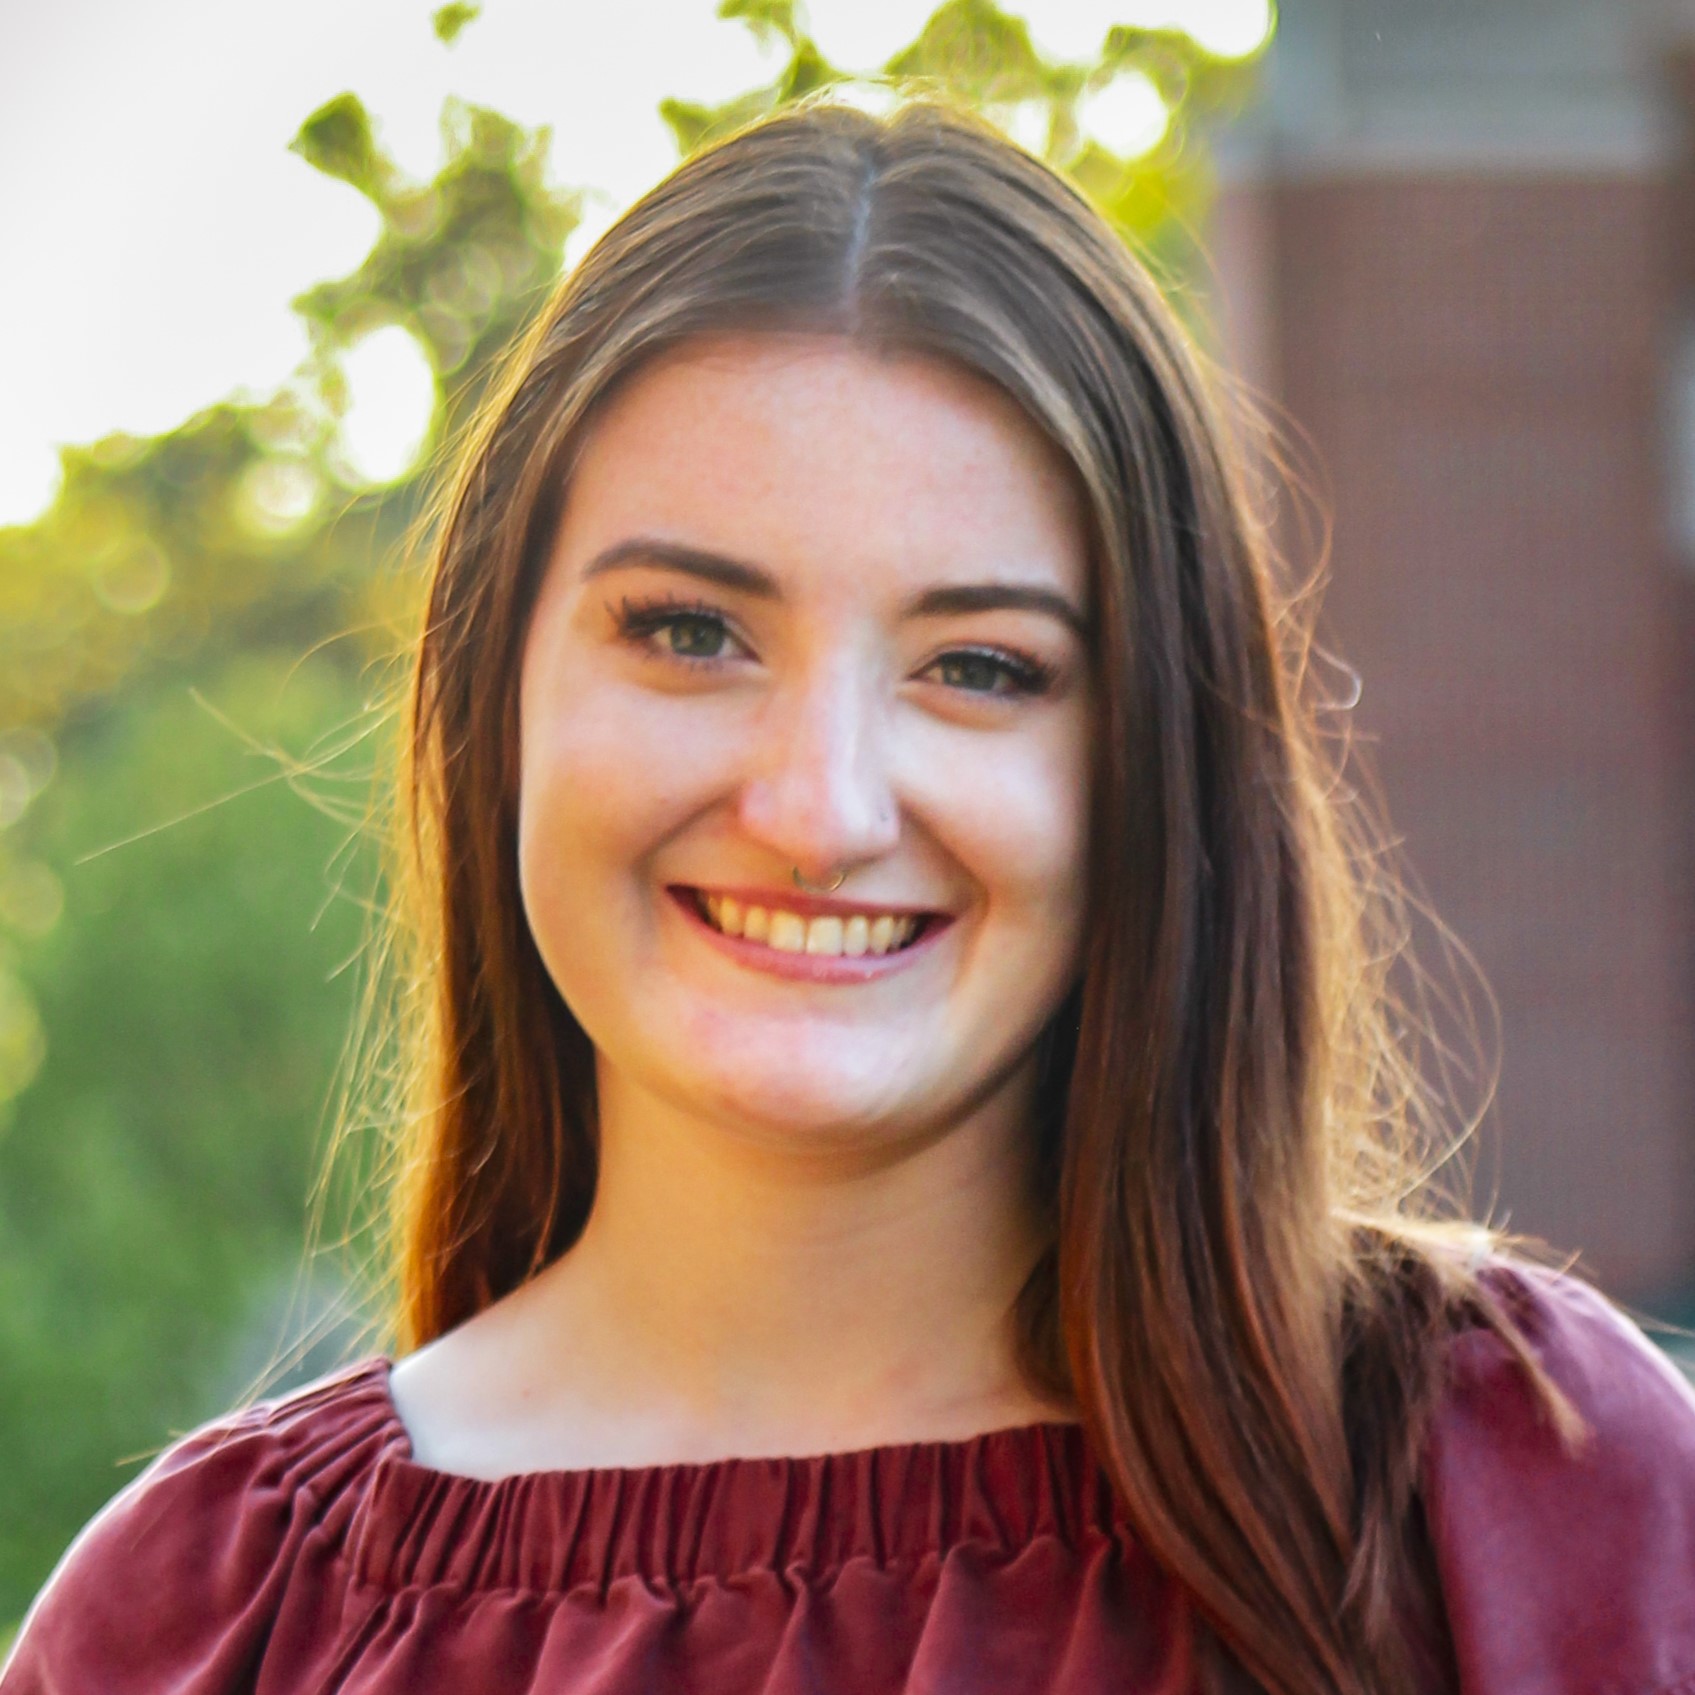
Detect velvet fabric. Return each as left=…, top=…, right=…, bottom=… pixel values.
left=5, top=1263, right=1694, bottom=1693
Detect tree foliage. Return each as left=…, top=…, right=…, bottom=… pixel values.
left=0, top=0, right=1270, bottom=1621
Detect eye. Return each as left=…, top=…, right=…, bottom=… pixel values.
left=657, top=612, right=729, bottom=659
left=923, top=646, right=1056, bottom=698
left=613, top=595, right=746, bottom=666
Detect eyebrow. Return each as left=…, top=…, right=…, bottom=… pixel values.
left=581, top=538, right=1088, bottom=636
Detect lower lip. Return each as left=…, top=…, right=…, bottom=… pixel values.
left=667, top=888, right=953, bottom=984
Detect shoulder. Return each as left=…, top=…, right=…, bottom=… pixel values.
left=1422, top=1257, right=1695, bottom=1695
left=1, top=1358, right=402, bottom=1695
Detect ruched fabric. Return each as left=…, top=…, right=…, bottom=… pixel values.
left=6, top=1260, right=1695, bottom=1694
left=0, top=1363, right=1192, bottom=1694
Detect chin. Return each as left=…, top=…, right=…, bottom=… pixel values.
left=669, top=1046, right=942, bottom=1147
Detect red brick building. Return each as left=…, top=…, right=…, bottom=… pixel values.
left=1206, top=0, right=1694, bottom=1300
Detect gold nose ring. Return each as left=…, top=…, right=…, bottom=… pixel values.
left=793, top=865, right=847, bottom=894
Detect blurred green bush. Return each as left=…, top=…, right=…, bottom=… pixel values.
left=0, top=0, right=1267, bottom=1621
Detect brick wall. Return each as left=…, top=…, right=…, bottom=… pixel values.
left=1209, top=171, right=1695, bottom=1295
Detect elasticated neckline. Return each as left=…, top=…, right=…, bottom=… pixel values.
left=13, top=1259, right=1685, bottom=1695
left=339, top=1358, right=1125, bottom=1594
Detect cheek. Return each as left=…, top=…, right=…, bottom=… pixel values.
left=516, top=681, right=720, bottom=1027
left=914, top=710, right=1090, bottom=931
left=515, top=677, right=744, bottom=914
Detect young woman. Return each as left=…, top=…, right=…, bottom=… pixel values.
left=6, top=100, right=1694, bottom=1695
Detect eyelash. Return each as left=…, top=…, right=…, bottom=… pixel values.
left=614, top=594, right=739, bottom=663
left=611, top=593, right=1059, bottom=699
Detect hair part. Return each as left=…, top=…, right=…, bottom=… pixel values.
left=354, top=98, right=1557, bottom=1695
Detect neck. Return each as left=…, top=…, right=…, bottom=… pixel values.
left=518, top=1058, right=1068, bottom=1453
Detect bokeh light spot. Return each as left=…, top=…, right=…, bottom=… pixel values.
left=0, top=731, right=57, bottom=811
left=1182, top=0, right=1274, bottom=59
left=0, top=762, right=31, bottom=832
left=1079, top=68, right=1169, bottom=159
left=92, top=545, right=170, bottom=616
left=0, top=970, right=47, bottom=1107
left=331, top=325, right=438, bottom=488
left=236, top=457, right=322, bottom=538
left=0, top=862, right=66, bottom=940
left=994, top=100, right=1051, bottom=156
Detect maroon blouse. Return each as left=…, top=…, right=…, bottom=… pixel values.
left=5, top=1263, right=1695, bottom=1694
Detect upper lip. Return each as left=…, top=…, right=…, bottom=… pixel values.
left=674, top=884, right=948, bottom=921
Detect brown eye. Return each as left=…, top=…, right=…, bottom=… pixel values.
left=926, top=648, right=1053, bottom=698
left=661, top=614, right=729, bottom=659
left=613, top=596, right=744, bottom=665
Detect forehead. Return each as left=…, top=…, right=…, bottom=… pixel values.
left=552, top=333, right=1089, bottom=601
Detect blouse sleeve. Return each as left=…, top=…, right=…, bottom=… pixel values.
left=0, top=1361, right=396, bottom=1695
left=1422, top=1262, right=1695, bottom=1695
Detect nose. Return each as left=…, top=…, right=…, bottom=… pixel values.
left=737, top=651, right=900, bottom=880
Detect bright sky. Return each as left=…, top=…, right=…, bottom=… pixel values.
left=0, top=0, right=1271, bottom=526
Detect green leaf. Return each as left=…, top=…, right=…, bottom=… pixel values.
left=777, top=39, right=842, bottom=101
left=658, top=97, right=726, bottom=159
left=886, top=0, right=1049, bottom=104
left=289, top=94, right=383, bottom=196
left=718, top=0, right=801, bottom=50
left=432, top=2, right=481, bottom=45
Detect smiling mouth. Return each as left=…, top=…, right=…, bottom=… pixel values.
left=686, top=890, right=936, bottom=958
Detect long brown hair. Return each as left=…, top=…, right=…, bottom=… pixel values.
left=366, top=99, right=1547, bottom=1694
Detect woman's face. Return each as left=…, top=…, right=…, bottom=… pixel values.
left=518, top=334, right=1091, bottom=1150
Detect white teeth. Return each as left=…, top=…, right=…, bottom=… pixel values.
left=698, top=895, right=925, bottom=958
left=804, top=916, right=844, bottom=956
left=768, top=911, right=807, bottom=953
